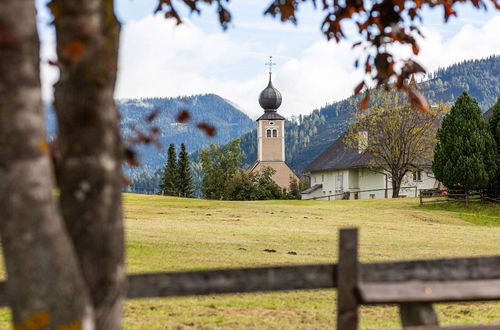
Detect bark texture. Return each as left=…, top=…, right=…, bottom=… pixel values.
left=0, top=0, right=93, bottom=328
left=49, top=0, right=126, bottom=328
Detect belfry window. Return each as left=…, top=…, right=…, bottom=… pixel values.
left=272, top=129, right=278, bottom=137
left=266, top=129, right=271, bottom=137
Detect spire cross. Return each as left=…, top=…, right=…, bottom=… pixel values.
left=266, top=56, right=276, bottom=76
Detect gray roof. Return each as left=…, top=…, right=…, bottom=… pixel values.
left=259, top=77, right=282, bottom=111
left=301, top=184, right=322, bottom=194
left=304, top=132, right=372, bottom=173
left=257, top=112, right=285, bottom=121
left=483, top=108, right=493, bottom=120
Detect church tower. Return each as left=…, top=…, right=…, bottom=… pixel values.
left=250, top=57, right=298, bottom=188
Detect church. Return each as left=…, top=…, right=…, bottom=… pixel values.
left=249, top=58, right=298, bottom=188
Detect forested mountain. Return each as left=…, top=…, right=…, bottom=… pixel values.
left=45, top=94, right=255, bottom=193
left=239, top=55, right=500, bottom=174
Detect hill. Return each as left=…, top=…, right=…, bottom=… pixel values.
left=1, top=195, right=496, bottom=328
left=239, top=55, right=500, bottom=174
left=45, top=94, right=255, bottom=191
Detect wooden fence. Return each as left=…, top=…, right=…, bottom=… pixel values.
left=0, top=228, right=499, bottom=329
left=303, top=186, right=419, bottom=201
left=419, top=189, right=500, bottom=205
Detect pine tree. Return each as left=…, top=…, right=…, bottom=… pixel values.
left=177, top=143, right=194, bottom=198
left=160, top=144, right=178, bottom=196
left=432, top=91, right=497, bottom=193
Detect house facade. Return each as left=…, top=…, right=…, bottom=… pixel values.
left=301, top=132, right=439, bottom=200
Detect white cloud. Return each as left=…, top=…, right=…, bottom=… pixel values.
left=40, top=14, right=500, bottom=118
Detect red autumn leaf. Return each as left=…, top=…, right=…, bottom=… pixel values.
left=411, top=42, right=419, bottom=55
left=354, top=81, right=365, bottom=95
left=408, top=88, right=429, bottom=112
left=360, top=91, right=370, bottom=110
left=125, top=148, right=140, bottom=167
left=196, top=123, right=216, bottom=137
left=176, top=109, right=191, bottom=123
left=146, top=109, right=160, bottom=123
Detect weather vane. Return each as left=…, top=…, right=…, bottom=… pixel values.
left=266, top=56, right=276, bottom=76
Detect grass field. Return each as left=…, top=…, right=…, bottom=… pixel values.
left=0, top=195, right=499, bottom=329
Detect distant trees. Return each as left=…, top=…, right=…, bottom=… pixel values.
left=489, top=98, right=500, bottom=192
left=345, top=88, right=447, bottom=197
left=200, top=139, right=245, bottom=199
left=432, top=92, right=497, bottom=193
left=225, top=167, right=284, bottom=201
left=200, top=139, right=307, bottom=200
left=160, top=144, right=178, bottom=196
left=177, top=144, right=194, bottom=198
left=159, top=143, right=194, bottom=197
left=287, top=176, right=310, bottom=200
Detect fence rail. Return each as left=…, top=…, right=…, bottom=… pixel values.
left=0, top=229, right=498, bottom=329
left=419, top=189, right=500, bottom=205
left=303, top=186, right=419, bottom=201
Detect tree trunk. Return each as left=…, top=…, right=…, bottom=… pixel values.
left=391, top=175, right=403, bottom=198
left=49, top=0, right=125, bottom=328
left=0, top=1, right=94, bottom=328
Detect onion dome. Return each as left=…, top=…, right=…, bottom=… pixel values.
left=258, top=76, right=282, bottom=112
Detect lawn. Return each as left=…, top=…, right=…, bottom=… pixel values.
left=0, top=195, right=499, bottom=329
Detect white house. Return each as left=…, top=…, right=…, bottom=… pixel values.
left=301, top=132, right=440, bottom=200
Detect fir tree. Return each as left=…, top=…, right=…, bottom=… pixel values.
left=177, top=143, right=194, bottom=198
left=488, top=98, right=500, bottom=190
left=160, top=144, right=178, bottom=196
left=432, top=91, right=497, bottom=192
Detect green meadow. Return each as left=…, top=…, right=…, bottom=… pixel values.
left=0, top=195, right=499, bottom=329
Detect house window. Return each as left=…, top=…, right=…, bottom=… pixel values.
left=266, top=129, right=271, bottom=137
left=413, top=170, right=423, bottom=181
left=369, top=194, right=375, bottom=199
left=269, top=121, right=275, bottom=125
left=273, top=129, right=278, bottom=137
left=354, top=192, right=359, bottom=200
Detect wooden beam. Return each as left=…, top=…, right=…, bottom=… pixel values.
left=127, top=264, right=336, bottom=299
left=361, top=256, right=500, bottom=283
left=400, top=302, right=439, bottom=328
left=336, top=228, right=359, bottom=330
left=0, top=256, right=497, bottom=306
left=405, top=325, right=500, bottom=330
left=359, top=280, right=500, bottom=304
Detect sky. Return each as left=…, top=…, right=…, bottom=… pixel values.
left=36, top=0, right=500, bottom=119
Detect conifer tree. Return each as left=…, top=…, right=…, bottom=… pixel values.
left=177, top=143, right=194, bottom=198
left=432, top=92, right=497, bottom=192
left=488, top=98, right=500, bottom=190
left=160, top=144, right=178, bottom=196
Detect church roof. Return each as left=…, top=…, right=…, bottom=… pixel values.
left=304, top=132, right=373, bottom=173
left=257, top=112, right=285, bottom=121
left=258, top=77, right=282, bottom=111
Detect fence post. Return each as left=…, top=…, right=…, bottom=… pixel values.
left=337, top=228, right=359, bottom=330
left=399, top=303, right=439, bottom=328
left=419, top=192, right=423, bottom=205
